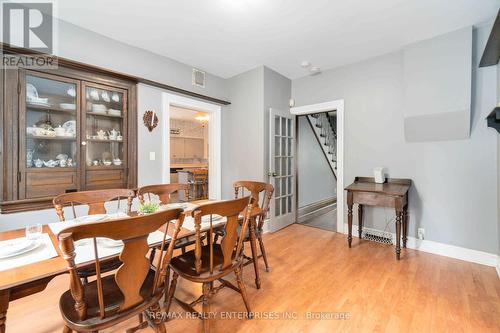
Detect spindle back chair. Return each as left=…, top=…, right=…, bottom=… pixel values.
left=58, top=208, right=184, bottom=333
left=165, top=196, right=253, bottom=333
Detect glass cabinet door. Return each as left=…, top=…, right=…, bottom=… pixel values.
left=82, top=82, right=127, bottom=188
left=19, top=71, right=80, bottom=199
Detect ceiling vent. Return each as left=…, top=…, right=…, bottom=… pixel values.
left=192, top=68, right=206, bottom=88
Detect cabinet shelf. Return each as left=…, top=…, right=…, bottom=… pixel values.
left=86, top=111, right=123, bottom=119
left=86, top=138, right=123, bottom=143
left=27, top=135, right=76, bottom=141
left=86, top=165, right=124, bottom=170
left=27, top=104, right=76, bottom=114
left=26, top=167, right=77, bottom=172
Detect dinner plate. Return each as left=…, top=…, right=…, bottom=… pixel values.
left=162, top=203, right=188, bottom=210
left=73, top=214, right=109, bottom=223
left=98, top=238, right=124, bottom=248
left=0, top=238, right=41, bottom=259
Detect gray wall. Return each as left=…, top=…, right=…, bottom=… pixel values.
left=263, top=67, right=292, bottom=182
left=222, top=66, right=292, bottom=200
left=292, top=23, right=498, bottom=253
left=403, top=27, right=472, bottom=142
left=56, top=19, right=228, bottom=101
left=222, top=67, right=265, bottom=198
left=297, top=117, right=337, bottom=207
left=137, top=84, right=166, bottom=187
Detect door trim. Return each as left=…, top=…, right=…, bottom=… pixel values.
left=161, top=93, right=222, bottom=200
left=290, top=99, right=344, bottom=233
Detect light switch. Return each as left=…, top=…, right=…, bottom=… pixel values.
left=149, top=152, right=156, bottom=161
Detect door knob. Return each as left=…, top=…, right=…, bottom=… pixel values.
left=268, top=171, right=278, bottom=177
left=81, top=141, right=87, bottom=146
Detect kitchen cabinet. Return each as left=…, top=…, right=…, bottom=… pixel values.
left=170, top=137, right=204, bottom=159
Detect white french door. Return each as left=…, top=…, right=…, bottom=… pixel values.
left=268, top=108, right=295, bottom=231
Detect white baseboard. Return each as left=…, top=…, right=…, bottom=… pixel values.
left=344, top=223, right=499, bottom=271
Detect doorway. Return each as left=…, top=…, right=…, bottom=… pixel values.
left=296, top=113, right=337, bottom=231
left=169, top=106, right=209, bottom=201
left=291, top=100, right=344, bottom=233
left=162, top=93, right=222, bottom=200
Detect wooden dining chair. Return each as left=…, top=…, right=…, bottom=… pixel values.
left=58, top=208, right=185, bottom=333
left=53, top=188, right=135, bottom=221
left=165, top=197, right=254, bottom=333
left=189, top=169, right=208, bottom=200
left=137, top=184, right=200, bottom=254
left=233, top=181, right=274, bottom=289
left=53, top=189, right=136, bottom=284
left=137, top=183, right=190, bottom=205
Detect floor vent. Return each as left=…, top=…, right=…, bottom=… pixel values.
left=362, top=229, right=393, bottom=245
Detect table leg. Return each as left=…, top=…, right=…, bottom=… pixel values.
left=358, top=204, right=363, bottom=239
left=347, top=204, right=353, bottom=248
left=402, top=206, right=408, bottom=248
left=395, top=211, right=402, bottom=260
left=0, top=290, right=9, bottom=333
left=248, top=217, right=261, bottom=289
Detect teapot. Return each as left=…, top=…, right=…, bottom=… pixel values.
left=108, top=128, right=118, bottom=139
left=96, top=129, right=106, bottom=139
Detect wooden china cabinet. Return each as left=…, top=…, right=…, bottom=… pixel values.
left=1, top=58, right=137, bottom=213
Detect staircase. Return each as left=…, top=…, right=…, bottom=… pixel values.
left=307, top=112, right=337, bottom=179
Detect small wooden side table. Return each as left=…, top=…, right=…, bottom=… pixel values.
left=345, top=177, right=412, bottom=260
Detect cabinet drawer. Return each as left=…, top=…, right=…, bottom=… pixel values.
left=86, top=169, right=125, bottom=189
left=25, top=171, right=78, bottom=199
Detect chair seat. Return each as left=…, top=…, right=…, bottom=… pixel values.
left=174, top=234, right=206, bottom=250
left=60, top=269, right=160, bottom=330
left=170, top=244, right=237, bottom=282
left=77, top=258, right=122, bottom=280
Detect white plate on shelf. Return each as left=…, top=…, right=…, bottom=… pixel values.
left=0, top=238, right=41, bottom=259
left=26, top=83, right=38, bottom=99
left=27, top=99, right=50, bottom=107
left=59, top=103, right=76, bottom=110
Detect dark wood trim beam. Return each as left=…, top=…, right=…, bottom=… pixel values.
left=1, top=43, right=231, bottom=105
left=479, top=9, right=500, bottom=67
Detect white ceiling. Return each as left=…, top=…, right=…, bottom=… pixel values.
left=57, top=0, right=499, bottom=79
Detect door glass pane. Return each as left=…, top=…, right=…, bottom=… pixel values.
left=288, top=196, right=292, bottom=213
left=281, top=157, right=286, bottom=176
left=274, top=137, right=280, bottom=157
left=281, top=117, right=286, bottom=137
left=287, top=138, right=292, bottom=156
left=287, top=118, right=292, bottom=137
left=275, top=175, right=281, bottom=197
left=25, top=75, right=77, bottom=169
left=275, top=199, right=281, bottom=217
left=281, top=178, right=287, bottom=195
left=281, top=137, right=286, bottom=157
left=85, top=87, right=124, bottom=167
left=275, top=115, right=281, bottom=136
left=281, top=197, right=286, bottom=215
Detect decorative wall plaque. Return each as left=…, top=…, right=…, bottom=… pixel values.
left=143, top=110, right=158, bottom=132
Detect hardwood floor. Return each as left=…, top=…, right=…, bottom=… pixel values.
left=5, top=224, right=500, bottom=332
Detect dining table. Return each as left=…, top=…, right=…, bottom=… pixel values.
left=0, top=200, right=263, bottom=333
